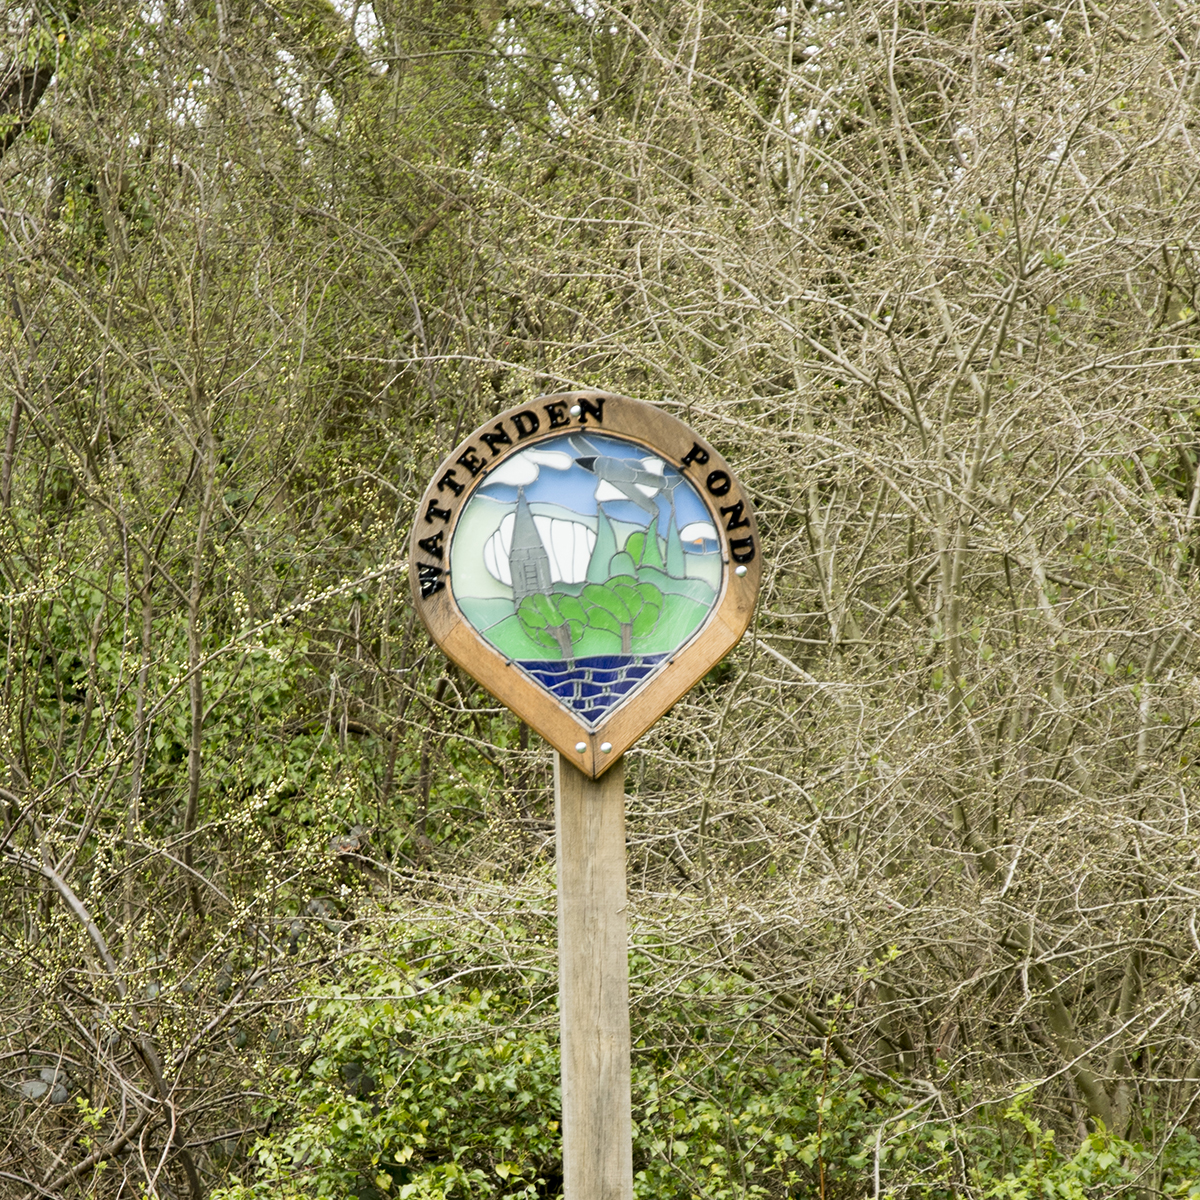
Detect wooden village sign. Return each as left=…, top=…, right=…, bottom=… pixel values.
left=410, top=391, right=760, bottom=1198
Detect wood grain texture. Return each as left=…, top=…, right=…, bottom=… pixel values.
left=411, top=392, right=762, bottom=775
left=555, top=753, right=633, bottom=1200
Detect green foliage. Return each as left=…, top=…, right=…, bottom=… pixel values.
left=216, top=956, right=562, bottom=1200
left=972, top=1090, right=1143, bottom=1198
left=211, top=946, right=897, bottom=1200
left=516, top=593, right=587, bottom=659
left=515, top=578, right=666, bottom=659
left=581, top=581, right=633, bottom=637
left=624, top=529, right=665, bottom=572
left=5, top=0, right=1200, bottom=1194
left=596, top=577, right=663, bottom=633
left=633, top=1046, right=873, bottom=1199
left=580, top=577, right=663, bottom=652
left=225, top=938, right=1200, bottom=1200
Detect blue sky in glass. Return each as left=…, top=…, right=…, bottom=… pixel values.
left=474, top=432, right=711, bottom=537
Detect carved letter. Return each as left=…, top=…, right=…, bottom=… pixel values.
left=418, top=531, right=445, bottom=559
left=577, top=395, right=605, bottom=424
left=706, top=470, right=732, bottom=497
left=457, top=446, right=487, bottom=477
left=680, top=442, right=710, bottom=469
left=417, top=563, right=446, bottom=597
left=544, top=400, right=570, bottom=429
left=424, top=498, right=452, bottom=523
left=437, top=469, right=464, bottom=496
left=719, top=500, right=750, bottom=531
left=479, top=424, right=513, bottom=456
left=512, top=410, right=540, bottom=439
left=730, top=537, right=756, bottom=564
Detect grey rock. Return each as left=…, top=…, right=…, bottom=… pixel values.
left=18, top=1075, right=69, bottom=1104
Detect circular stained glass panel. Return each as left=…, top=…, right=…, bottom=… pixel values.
left=449, top=431, right=722, bottom=729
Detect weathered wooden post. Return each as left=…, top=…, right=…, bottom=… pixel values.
left=555, top=753, right=632, bottom=1199
left=411, top=391, right=759, bottom=1197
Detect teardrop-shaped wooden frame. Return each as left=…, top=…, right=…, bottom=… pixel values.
left=409, top=392, right=761, bottom=777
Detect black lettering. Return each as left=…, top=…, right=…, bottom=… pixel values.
left=577, top=396, right=605, bottom=424
left=730, top=536, right=756, bottom=564
left=706, top=470, right=732, bottom=497
left=424, top=498, right=452, bottom=523
left=437, top=469, right=464, bottom=496
left=418, top=563, right=446, bottom=597
left=719, top=500, right=750, bottom=531
left=544, top=401, right=570, bottom=429
left=680, top=442, right=710, bottom=469
left=512, top=410, right=540, bottom=439
left=457, top=446, right=487, bottom=477
left=418, top=531, right=444, bottom=559
left=479, top=424, right=513, bottom=456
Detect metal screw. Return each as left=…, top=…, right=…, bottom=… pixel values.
left=575, top=741, right=587, bottom=753
left=735, top=564, right=748, bottom=577
left=600, top=742, right=612, bottom=753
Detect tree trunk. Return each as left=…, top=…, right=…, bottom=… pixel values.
left=552, top=623, right=575, bottom=664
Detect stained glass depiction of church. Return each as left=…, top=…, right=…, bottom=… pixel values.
left=508, top=487, right=554, bottom=604
left=450, top=432, right=723, bottom=728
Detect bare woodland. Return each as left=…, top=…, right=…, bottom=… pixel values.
left=3, top=0, right=1200, bottom=1196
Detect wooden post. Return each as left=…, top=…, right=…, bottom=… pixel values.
left=411, top=394, right=760, bottom=1194
left=555, top=752, right=633, bottom=1200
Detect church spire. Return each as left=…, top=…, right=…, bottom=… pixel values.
left=508, top=486, right=553, bottom=604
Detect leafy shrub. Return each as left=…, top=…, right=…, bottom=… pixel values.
left=214, top=956, right=561, bottom=1199
left=213, top=943, right=1200, bottom=1200
left=211, top=945, right=891, bottom=1200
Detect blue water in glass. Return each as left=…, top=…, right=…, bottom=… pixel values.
left=517, top=653, right=670, bottom=727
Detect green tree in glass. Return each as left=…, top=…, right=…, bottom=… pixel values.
left=582, top=576, right=663, bottom=654
left=625, top=527, right=666, bottom=572
left=517, top=592, right=587, bottom=663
